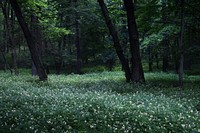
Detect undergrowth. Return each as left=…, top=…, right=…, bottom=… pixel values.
left=0, top=71, right=199, bottom=132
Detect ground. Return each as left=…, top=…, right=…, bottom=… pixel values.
left=0, top=70, right=199, bottom=132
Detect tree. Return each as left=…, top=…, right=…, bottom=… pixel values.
left=9, top=0, right=47, bottom=81
left=123, top=0, right=145, bottom=82
left=1, top=0, right=19, bottom=75
left=161, top=0, right=169, bottom=72
left=30, top=14, right=42, bottom=76
left=178, top=0, right=185, bottom=87
left=97, top=0, right=132, bottom=82
left=74, top=0, right=81, bottom=74
left=0, top=0, right=198, bottom=79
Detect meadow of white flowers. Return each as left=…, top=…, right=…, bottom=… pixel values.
left=0, top=71, right=199, bottom=132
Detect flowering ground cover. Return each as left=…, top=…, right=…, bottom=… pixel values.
left=0, top=71, right=199, bottom=132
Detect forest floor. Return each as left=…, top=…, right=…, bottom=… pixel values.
left=0, top=70, right=199, bottom=132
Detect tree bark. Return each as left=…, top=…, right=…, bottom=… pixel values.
left=1, top=1, right=19, bottom=75
left=174, top=37, right=179, bottom=73
left=55, top=40, right=63, bottom=74
left=1, top=52, right=13, bottom=74
left=148, top=45, right=153, bottom=72
left=9, top=0, right=47, bottom=81
left=97, top=0, right=131, bottom=82
left=123, top=0, right=145, bottom=82
left=2, top=18, right=8, bottom=71
left=32, top=61, right=38, bottom=76
left=162, top=37, right=169, bottom=72
left=155, top=53, right=159, bottom=69
left=74, top=0, right=81, bottom=74
left=178, top=0, right=185, bottom=87
left=30, top=15, right=38, bottom=76
left=10, top=8, right=19, bottom=75
left=161, top=0, right=169, bottom=72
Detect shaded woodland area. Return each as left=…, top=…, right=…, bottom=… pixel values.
left=0, top=0, right=199, bottom=84
left=0, top=0, right=200, bottom=132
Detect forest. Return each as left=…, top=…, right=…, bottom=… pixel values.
left=0, top=0, right=200, bottom=132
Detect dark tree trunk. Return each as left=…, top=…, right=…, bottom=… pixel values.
left=123, top=0, right=145, bottom=82
left=97, top=0, right=131, bottom=82
left=2, top=21, right=7, bottom=53
left=148, top=46, right=153, bottom=72
left=184, top=27, right=192, bottom=70
left=161, top=1, right=169, bottom=72
left=63, top=16, right=70, bottom=50
left=74, top=0, right=81, bottom=74
left=1, top=1, right=19, bottom=75
left=18, top=32, right=21, bottom=54
left=30, top=15, right=38, bottom=76
left=9, top=0, right=47, bottom=81
left=1, top=52, right=13, bottom=74
left=178, top=0, right=185, bottom=87
left=32, top=61, right=38, bottom=76
left=55, top=13, right=64, bottom=75
left=174, top=37, right=179, bottom=73
left=31, top=13, right=44, bottom=76
left=55, top=40, right=62, bottom=74
left=68, top=36, right=72, bottom=55
left=155, top=53, right=159, bottom=69
left=2, top=21, right=8, bottom=71
left=162, top=37, right=169, bottom=72
left=63, top=35, right=67, bottom=51
left=10, top=9, right=19, bottom=75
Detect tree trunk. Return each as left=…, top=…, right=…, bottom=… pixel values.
left=1, top=52, right=13, bottom=74
left=1, top=1, right=19, bottom=75
left=10, top=9, right=19, bottom=75
left=178, top=0, right=185, bottom=87
left=161, top=1, right=169, bottom=72
left=123, top=0, right=145, bottom=82
left=31, top=14, right=40, bottom=76
left=63, top=16, right=70, bottom=51
left=155, top=53, right=159, bottom=69
left=162, top=37, right=169, bottom=72
left=9, top=0, right=47, bottom=81
left=2, top=20, right=7, bottom=71
left=74, top=0, right=81, bottom=74
left=148, top=46, right=153, bottom=72
left=55, top=40, right=62, bottom=74
left=97, top=0, right=131, bottom=82
left=174, top=37, right=179, bottom=73
left=184, top=27, right=192, bottom=70
left=32, top=61, right=38, bottom=76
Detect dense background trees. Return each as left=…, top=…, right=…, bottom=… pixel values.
left=0, top=0, right=199, bottom=83
left=0, top=1, right=200, bottom=132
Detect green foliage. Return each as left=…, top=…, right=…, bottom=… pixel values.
left=0, top=71, right=199, bottom=132
left=45, top=27, right=71, bottom=40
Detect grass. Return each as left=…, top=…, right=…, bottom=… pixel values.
left=0, top=70, right=199, bottom=132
